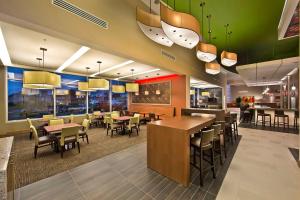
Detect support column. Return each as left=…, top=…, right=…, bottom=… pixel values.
left=287, top=75, right=291, bottom=109
left=53, top=88, right=56, bottom=117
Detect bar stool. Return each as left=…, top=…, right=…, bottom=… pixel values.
left=215, top=121, right=227, bottom=158
left=230, top=113, right=239, bottom=140
left=212, top=124, right=225, bottom=165
left=225, top=115, right=234, bottom=144
left=256, top=110, right=271, bottom=127
left=190, top=129, right=216, bottom=186
left=294, top=111, right=299, bottom=129
left=274, top=110, right=289, bottom=129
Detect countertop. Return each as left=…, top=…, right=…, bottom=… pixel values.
left=254, top=108, right=298, bottom=112
left=0, top=137, right=13, bottom=172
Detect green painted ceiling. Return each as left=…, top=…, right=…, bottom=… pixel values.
left=162, top=0, right=299, bottom=72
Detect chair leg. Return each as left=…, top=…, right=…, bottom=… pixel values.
left=86, top=135, right=89, bottom=144
left=211, top=148, right=216, bottom=179
left=256, top=115, right=258, bottom=126
left=199, top=149, right=203, bottom=187
left=287, top=116, right=289, bottom=129
left=77, top=142, right=80, bottom=153
left=219, top=142, right=223, bottom=165
left=29, top=131, right=33, bottom=140
left=61, top=145, right=64, bottom=158
left=34, top=146, right=38, bottom=158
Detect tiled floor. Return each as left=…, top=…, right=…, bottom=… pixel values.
left=15, top=127, right=300, bottom=200
left=217, top=127, right=300, bottom=200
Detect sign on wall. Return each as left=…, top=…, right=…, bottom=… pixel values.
left=131, top=81, right=171, bottom=105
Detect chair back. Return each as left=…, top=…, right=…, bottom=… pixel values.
left=295, top=110, right=299, bottom=118
left=230, top=113, right=238, bottom=122
left=60, top=126, right=80, bottom=146
left=30, top=125, right=39, bottom=146
left=82, top=119, right=90, bottom=131
left=86, top=114, right=92, bottom=123
left=133, top=113, right=140, bottom=124
left=257, top=109, right=265, bottom=114
left=93, top=111, right=101, bottom=116
left=215, top=121, right=225, bottom=132
left=212, top=124, right=221, bottom=138
left=69, top=114, right=74, bottom=123
left=225, top=115, right=231, bottom=123
left=43, top=114, right=54, bottom=120
left=200, top=129, right=214, bottom=147
left=49, top=119, right=64, bottom=126
left=275, top=110, right=284, bottom=115
left=191, top=113, right=216, bottom=118
left=149, top=113, right=156, bottom=121
left=27, top=118, right=33, bottom=127
left=111, top=111, right=120, bottom=118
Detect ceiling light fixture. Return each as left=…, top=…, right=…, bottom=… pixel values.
left=291, top=84, right=296, bottom=91
left=0, top=27, right=11, bottom=66
left=205, top=60, right=220, bottom=75
left=88, top=61, right=109, bottom=90
left=155, top=73, right=161, bottom=95
left=126, top=69, right=139, bottom=92
left=56, top=46, right=90, bottom=72
left=160, top=0, right=200, bottom=49
left=196, top=3, right=217, bottom=62
left=91, top=60, right=134, bottom=77
left=112, top=73, right=125, bottom=93
left=23, top=47, right=61, bottom=89
left=117, top=68, right=160, bottom=80
left=221, top=24, right=237, bottom=67
left=136, top=0, right=173, bottom=47
left=78, top=67, right=95, bottom=92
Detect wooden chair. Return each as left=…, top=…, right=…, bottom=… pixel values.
left=30, top=125, right=55, bottom=158
left=146, top=113, right=156, bottom=122
left=212, top=124, right=225, bottom=165
left=127, top=117, right=139, bottom=137
left=106, top=117, right=122, bottom=137
left=42, top=114, right=54, bottom=121
left=69, top=114, right=74, bottom=123
left=256, top=109, right=271, bottom=127
left=103, top=113, right=112, bottom=129
left=86, top=114, right=98, bottom=128
left=79, top=119, right=90, bottom=143
left=49, top=119, right=64, bottom=126
left=294, top=110, right=299, bottom=129
left=274, top=110, right=289, bottom=129
left=60, top=126, right=80, bottom=158
left=215, top=121, right=227, bottom=158
left=190, top=129, right=216, bottom=186
left=27, top=118, right=34, bottom=139
left=133, top=113, right=141, bottom=130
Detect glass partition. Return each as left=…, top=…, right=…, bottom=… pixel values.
left=111, top=80, right=128, bottom=111
left=7, top=67, right=54, bottom=120
left=88, top=90, right=110, bottom=113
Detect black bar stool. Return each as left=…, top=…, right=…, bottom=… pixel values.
left=274, top=110, right=289, bottom=129
left=230, top=113, right=239, bottom=139
left=256, top=109, right=271, bottom=127
left=294, top=111, right=299, bottom=129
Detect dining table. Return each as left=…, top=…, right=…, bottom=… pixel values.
left=112, top=116, right=132, bottom=134
left=44, top=123, right=82, bottom=135
left=156, top=113, right=165, bottom=120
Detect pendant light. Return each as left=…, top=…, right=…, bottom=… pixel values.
left=160, top=0, right=200, bottom=49
left=205, top=60, right=220, bottom=75
left=196, top=3, right=217, bottom=62
left=126, top=69, right=139, bottom=92
left=23, top=47, right=61, bottom=89
left=221, top=24, right=237, bottom=67
left=155, top=73, right=161, bottom=95
left=88, top=61, right=109, bottom=90
left=136, top=0, right=173, bottom=47
left=78, top=67, right=95, bottom=92
left=112, top=73, right=125, bottom=93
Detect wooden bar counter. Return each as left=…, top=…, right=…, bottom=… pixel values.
left=147, top=116, right=215, bottom=186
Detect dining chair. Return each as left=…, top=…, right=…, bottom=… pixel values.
left=30, top=125, right=55, bottom=158
left=112, top=111, right=120, bottom=117
left=106, top=117, right=122, bottom=137
left=49, top=119, right=64, bottom=126
left=69, top=114, right=74, bottom=123
left=215, top=121, right=227, bottom=158
left=212, top=124, right=224, bottom=165
left=103, top=113, right=112, bottom=129
left=60, top=126, right=80, bottom=158
left=42, top=114, right=54, bottom=120
left=86, top=114, right=98, bottom=128
left=127, top=117, right=139, bottom=137
left=27, top=118, right=34, bottom=139
left=79, top=119, right=90, bottom=143
left=133, top=113, right=141, bottom=130
left=190, top=129, right=216, bottom=186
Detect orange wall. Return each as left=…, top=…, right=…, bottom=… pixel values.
left=128, top=75, right=187, bottom=116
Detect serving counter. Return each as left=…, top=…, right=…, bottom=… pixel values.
left=254, top=108, right=297, bottom=127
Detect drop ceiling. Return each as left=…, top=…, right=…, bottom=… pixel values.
left=236, top=56, right=299, bottom=86
left=0, top=21, right=174, bottom=80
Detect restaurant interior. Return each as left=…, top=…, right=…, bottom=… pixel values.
left=0, top=0, right=299, bottom=200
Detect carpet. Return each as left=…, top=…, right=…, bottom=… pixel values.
left=13, top=125, right=146, bottom=188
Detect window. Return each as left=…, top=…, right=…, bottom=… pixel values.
left=56, top=74, right=87, bottom=116
left=88, top=90, right=110, bottom=113
left=7, top=67, right=54, bottom=120
left=111, top=80, right=128, bottom=111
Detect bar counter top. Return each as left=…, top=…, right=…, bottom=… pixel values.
left=254, top=108, right=298, bottom=112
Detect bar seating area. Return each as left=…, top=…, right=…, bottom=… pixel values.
left=0, top=1, right=299, bottom=200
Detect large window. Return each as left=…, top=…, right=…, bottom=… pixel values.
left=56, top=74, right=87, bottom=116
left=88, top=90, right=110, bottom=113
left=7, top=67, right=54, bottom=120
left=111, top=80, right=128, bottom=111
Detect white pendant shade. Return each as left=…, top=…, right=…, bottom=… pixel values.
left=112, top=85, right=125, bottom=93
left=23, top=71, right=61, bottom=89
left=160, top=3, right=200, bottom=49
left=221, top=51, right=237, bottom=66
left=126, top=83, right=139, bottom=92
left=88, top=79, right=109, bottom=90
left=205, top=62, right=221, bottom=75
left=136, top=7, right=173, bottom=47
left=196, top=43, right=217, bottom=62
left=55, top=89, right=69, bottom=96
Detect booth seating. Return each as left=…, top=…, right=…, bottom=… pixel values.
left=274, top=110, right=289, bottom=129
left=256, top=109, right=271, bottom=127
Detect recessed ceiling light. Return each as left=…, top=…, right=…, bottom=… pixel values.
left=56, top=46, right=90, bottom=72
left=0, top=27, right=12, bottom=66
left=91, top=60, right=134, bottom=77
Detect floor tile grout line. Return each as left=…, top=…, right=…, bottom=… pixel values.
left=67, top=170, right=88, bottom=200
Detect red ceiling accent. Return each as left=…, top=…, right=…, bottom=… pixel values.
left=135, top=74, right=179, bottom=84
